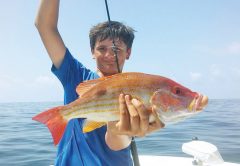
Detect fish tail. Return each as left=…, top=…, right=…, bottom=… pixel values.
left=32, top=106, right=67, bottom=145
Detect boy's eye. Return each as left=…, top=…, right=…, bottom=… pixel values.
left=112, top=47, right=121, bottom=52
left=96, top=46, right=125, bottom=53
left=97, top=47, right=106, bottom=52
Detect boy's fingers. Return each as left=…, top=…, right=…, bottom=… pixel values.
left=119, top=94, right=130, bottom=132
left=125, top=95, right=139, bottom=135
left=148, top=108, right=165, bottom=133
left=131, top=98, right=149, bottom=132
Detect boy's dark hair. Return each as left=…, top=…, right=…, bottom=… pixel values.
left=89, top=21, right=135, bottom=51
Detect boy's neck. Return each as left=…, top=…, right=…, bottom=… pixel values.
left=97, top=69, right=119, bottom=77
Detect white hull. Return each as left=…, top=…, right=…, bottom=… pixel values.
left=139, top=155, right=240, bottom=166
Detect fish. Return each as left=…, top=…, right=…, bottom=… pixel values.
left=32, top=72, right=208, bottom=145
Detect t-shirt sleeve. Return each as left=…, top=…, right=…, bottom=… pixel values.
left=51, top=48, right=96, bottom=104
left=51, top=48, right=92, bottom=85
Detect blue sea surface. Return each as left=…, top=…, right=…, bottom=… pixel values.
left=0, top=99, right=239, bottom=166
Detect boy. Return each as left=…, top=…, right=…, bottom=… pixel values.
left=35, top=0, right=164, bottom=165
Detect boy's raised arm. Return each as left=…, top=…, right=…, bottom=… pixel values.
left=35, top=0, right=66, bottom=69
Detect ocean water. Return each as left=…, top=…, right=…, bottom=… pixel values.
left=0, top=99, right=239, bottom=166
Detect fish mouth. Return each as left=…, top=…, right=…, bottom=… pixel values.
left=188, top=94, right=208, bottom=111
left=156, top=94, right=208, bottom=124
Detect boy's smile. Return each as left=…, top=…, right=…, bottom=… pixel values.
left=92, top=38, right=131, bottom=76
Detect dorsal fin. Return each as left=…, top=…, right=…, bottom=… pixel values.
left=76, top=73, right=131, bottom=97
left=76, top=76, right=111, bottom=96
left=76, top=79, right=99, bottom=96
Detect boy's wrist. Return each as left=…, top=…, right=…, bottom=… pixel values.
left=105, top=130, right=131, bottom=151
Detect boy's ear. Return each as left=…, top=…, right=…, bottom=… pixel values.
left=91, top=50, right=96, bottom=59
left=126, top=48, right=132, bottom=60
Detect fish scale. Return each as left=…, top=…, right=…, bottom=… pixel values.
left=64, top=88, right=151, bottom=121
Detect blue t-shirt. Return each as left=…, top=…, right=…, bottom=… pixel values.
left=51, top=49, right=132, bottom=166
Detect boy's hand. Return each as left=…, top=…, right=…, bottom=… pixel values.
left=107, top=94, right=164, bottom=137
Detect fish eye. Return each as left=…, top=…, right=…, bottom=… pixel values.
left=174, top=87, right=182, bottom=95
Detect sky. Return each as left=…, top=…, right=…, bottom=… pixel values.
left=0, top=0, right=240, bottom=102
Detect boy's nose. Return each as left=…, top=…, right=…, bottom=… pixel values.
left=105, top=49, right=116, bottom=58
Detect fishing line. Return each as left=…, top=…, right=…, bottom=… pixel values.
left=104, top=0, right=140, bottom=166
left=104, top=0, right=121, bottom=73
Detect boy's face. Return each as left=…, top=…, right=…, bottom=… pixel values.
left=92, top=38, right=131, bottom=76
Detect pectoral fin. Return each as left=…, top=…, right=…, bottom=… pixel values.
left=83, top=120, right=106, bottom=133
